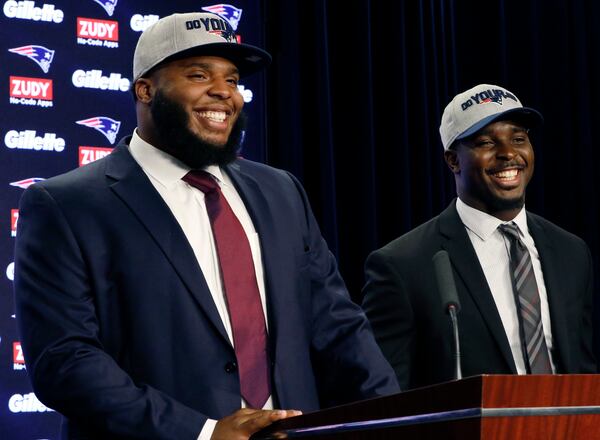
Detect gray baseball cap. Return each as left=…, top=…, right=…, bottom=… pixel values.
left=132, top=12, right=271, bottom=81
left=439, top=84, right=543, bottom=150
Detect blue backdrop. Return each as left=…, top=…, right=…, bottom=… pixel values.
left=0, top=1, right=267, bottom=438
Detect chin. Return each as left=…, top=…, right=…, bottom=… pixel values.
left=490, top=194, right=526, bottom=212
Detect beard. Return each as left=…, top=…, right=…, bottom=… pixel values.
left=486, top=192, right=526, bottom=213
left=149, top=89, right=246, bottom=169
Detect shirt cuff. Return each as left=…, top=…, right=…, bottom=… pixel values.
left=198, top=418, right=218, bottom=440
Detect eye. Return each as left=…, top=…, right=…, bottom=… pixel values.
left=189, top=72, right=208, bottom=80
left=474, top=139, right=494, bottom=148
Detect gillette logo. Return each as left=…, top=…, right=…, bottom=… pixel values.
left=11, top=209, right=19, bottom=237
left=13, top=342, right=26, bottom=370
left=8, top=393, right=54, bottom=413
left=3, top=1, right=63, bottom=23
left=79, top=146, right=112, bottom=166
left=130, top=13, right=159, bottom=32
left=77, top=17, right=119, bottom=48
left=6, top=262, right=14, bottom=281
left=72, top=69, right=130, bottom=92
left=9, top=76, right=53, bottom=108
left=5, top=130, right=65, bottom=152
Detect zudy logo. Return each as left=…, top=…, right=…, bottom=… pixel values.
left=77, top=17, right=119, bottom=48
left=79, top=146, right=113, bottom=166
left=9, top=76, right=53, bottom=108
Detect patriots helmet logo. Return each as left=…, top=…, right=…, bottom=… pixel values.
left=10, top=178, right=45, bottom=189
left=76, top=117, right=121, bottom=144
left=202, top=4, right=243, bottom=30
left=219, top=24, right=237, bottom=43
left=93, top=0, right=118, bottom=16
left=8, top=45, right=55, bottom=73
left=480, top=95, right=503, bottom=105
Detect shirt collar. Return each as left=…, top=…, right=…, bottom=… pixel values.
left=456, top=197, right=527, bottom=241
left=128, top=130, right=228, bottom=189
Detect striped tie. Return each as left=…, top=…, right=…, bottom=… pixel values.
left=499, top=223, right=552, bottom=374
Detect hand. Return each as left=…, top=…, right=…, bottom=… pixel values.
left=211, top=408, right=302, bottom=440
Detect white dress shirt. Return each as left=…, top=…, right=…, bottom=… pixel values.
left=128, top=131, right=273, bottom=439
left=455, top=198, right=556, bottom=374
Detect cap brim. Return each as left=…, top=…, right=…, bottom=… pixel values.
left=456, top=107, right=544, bottom=141
left=154, top=42, right=271, bottom=78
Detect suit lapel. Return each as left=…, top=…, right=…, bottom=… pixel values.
left=527, top=214, right=570, bottom=372
left=439, top=201, right=517, bottom=373
left=105, top=143, right=230, bottom=343
left=224, top=162, right=284, bottom=348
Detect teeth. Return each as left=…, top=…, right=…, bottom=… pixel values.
left=198, top=111, right=226, bottom=122
left=494, top=169, right=518, bottom=179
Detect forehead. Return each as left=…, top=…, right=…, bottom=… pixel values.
left=156, top=55, right=239, bottom=75
left=473, top=119, right=529, bottom=136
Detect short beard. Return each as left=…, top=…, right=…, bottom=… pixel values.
left=488, top=194, right=526, bottom=213
left=150, top=89, right=246, bottom=169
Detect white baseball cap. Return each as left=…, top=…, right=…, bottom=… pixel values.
left=439, top=84, right=543, bottom=150
left=133, top=12, right=271, bottom=81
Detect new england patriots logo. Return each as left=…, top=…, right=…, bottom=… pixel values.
left=76, top=117, right=121, bottom=144
left=218, top=25, right=237, bottom=43
left=480, top=95, right=503, bottom=105
left=8, top=45, right=55, bottom=73
left=10, top=178, right=45, bottom=189
left=93, top=0, right=118, bottom=16
left=202, top=4, right=243, bottom=30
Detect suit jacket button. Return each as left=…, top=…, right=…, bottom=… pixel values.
left=225, top=361, right=237, bottom=373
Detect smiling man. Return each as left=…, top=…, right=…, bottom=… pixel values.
left=14, top=12, right=398, bottom=440
left=362, top=84, right=596, bottom=390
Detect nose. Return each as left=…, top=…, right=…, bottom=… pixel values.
left=207, top=77, right=232, bottom=99
left=495, top=140, right=517, bottom=159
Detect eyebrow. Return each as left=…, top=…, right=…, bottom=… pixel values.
left=182, top=62, right=240, bottom=76
left=476, top=124, right=529, bottom=137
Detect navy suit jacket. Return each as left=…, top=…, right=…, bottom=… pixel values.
left=362, top=200, right=596, bottom=390
left=15, top=137, right=399, bottom=439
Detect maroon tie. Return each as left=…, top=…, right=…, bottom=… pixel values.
left=182, top=170, right=270, bottom=408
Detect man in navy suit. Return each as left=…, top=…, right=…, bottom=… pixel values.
left=14, top=12, right=399, bottom=440
left=362, top=84, right=596, bottom=390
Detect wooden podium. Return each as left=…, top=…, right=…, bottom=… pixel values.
left=252, top=375, right=600, bottom=439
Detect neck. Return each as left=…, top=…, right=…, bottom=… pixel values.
left=458, top=195, right=523, bottom=222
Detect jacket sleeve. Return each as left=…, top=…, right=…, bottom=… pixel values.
left=361, top=249, right=415, bottom=390
left=14, top=184, right=205, bottom=439
left=578, top=243, right=597, bottom=373
left=286, top=173, right=400, bottom=406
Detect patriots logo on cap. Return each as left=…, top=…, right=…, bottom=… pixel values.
left=10, top=178, right=45, bottom=189
left=76, top=117, right=121, bottom=144
left=8, top=45, right=55, bottom=73
left=202, top=4, right=243, bottom=30
left=480, top=95, right=503, bottom=105
left=217, top=26, right=237, bottom=43
left=93, top=0, right=118, bottom=16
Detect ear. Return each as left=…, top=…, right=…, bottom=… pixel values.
left=134, top=78, right=154, bottom=104
left=444, top=149, right=460, bottom=174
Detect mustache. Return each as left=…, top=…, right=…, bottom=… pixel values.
left=487, top=162, right=525, bottom=174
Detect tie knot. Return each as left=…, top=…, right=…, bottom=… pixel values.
left=498, top=222, right=520, bottom=241
left=182, top=170, right=220, bottom=195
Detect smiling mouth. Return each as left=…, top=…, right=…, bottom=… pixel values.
left=197, top=111, right=227, bottom=123
left=492, top=169, right=519, bottom=181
